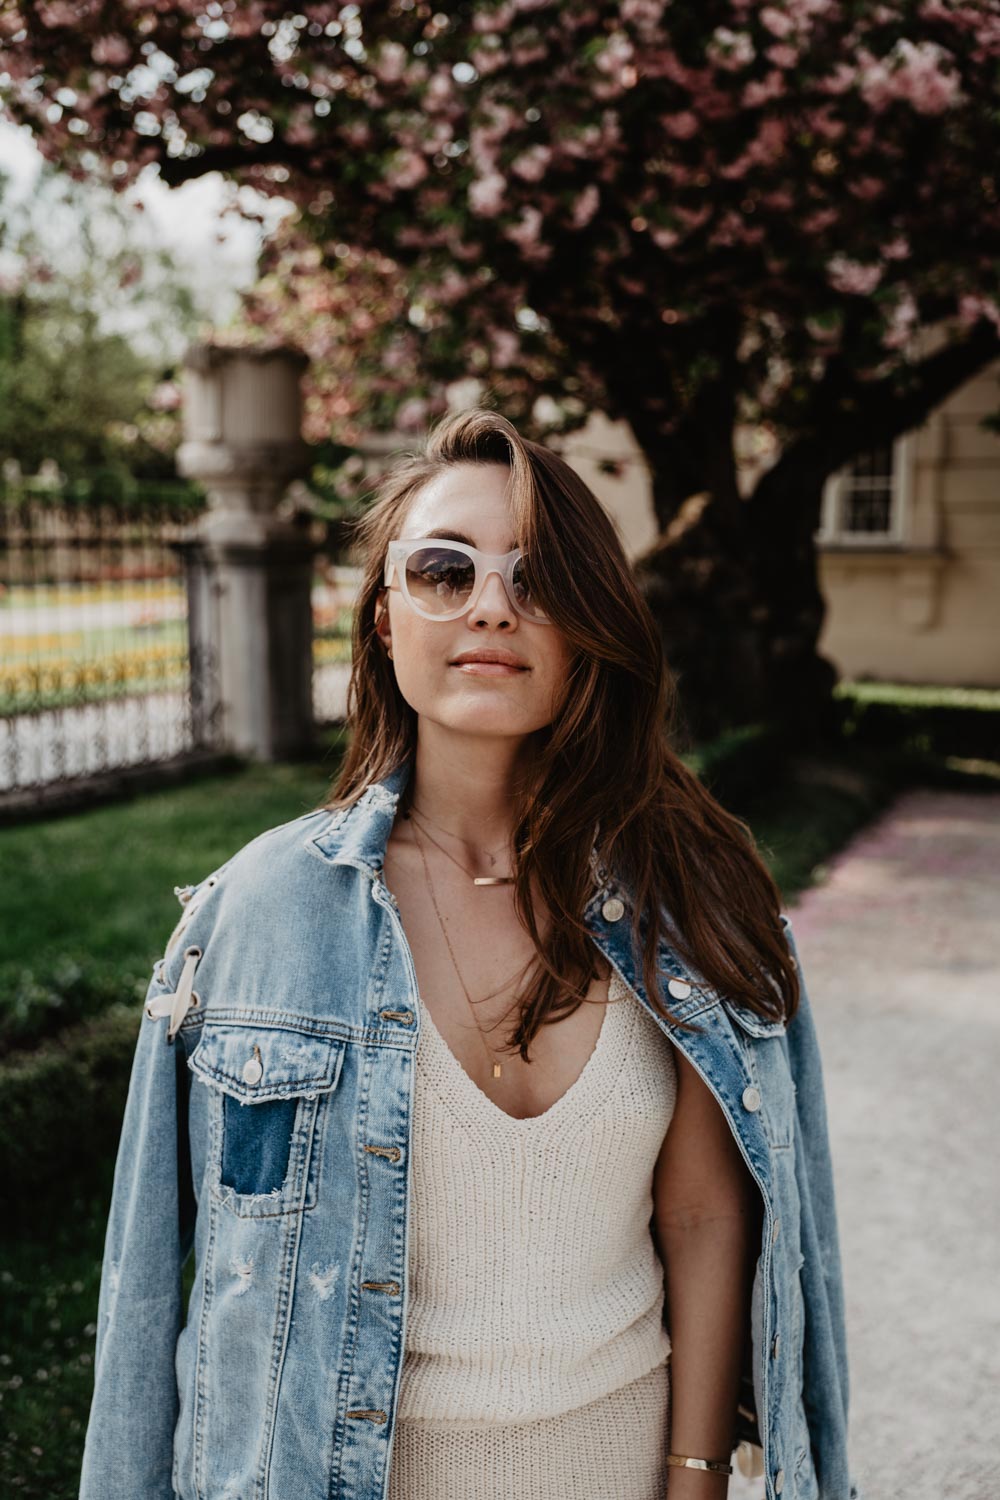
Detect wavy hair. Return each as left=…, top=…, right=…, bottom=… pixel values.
left=315, top=406, right=798, bottom=1054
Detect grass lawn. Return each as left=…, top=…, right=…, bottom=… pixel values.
left=0, top=736, right=348, bottom=985
left=1, top=730, right=995, bottom=1497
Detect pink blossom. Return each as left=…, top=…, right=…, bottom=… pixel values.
left=286, top=120, right=318, bottom=148
left=881, top=234, right=911, bottom=260
left=620, top=0, right=668, bottom=28
left=148, top=380, right=181, bottom=412
left=424, top=71, right=456, bottom=112
left=958, top=294, right=1000, bottom=332
left=742, top=71, right=787, bottom=106
left=801, top=208, right=838, bottom=234
left=490, top=329, right=521, bottom=367
left=386, top=149, right=428, bottom=191
left=807, top=106, right=846, bottom=140
left=818, top=61, right=856, bottom=94
left=858, top=40, right=962, bottom=115
left=468, top=171, right=506, bottom=216
left=662, top=111, right=699, bottom=140
left=512, top=42, right=549, bottom=66
left=341, top=121, right=373, bottom=149
left=849, top=177, right=886, bottom=200
left=510, top=143, right=552, bottom=182
left=595, top=30, right=635, bottom=77
left=504, top=203, right=544, bottom=251
left=761, top=6, right=797, bottom=37
left=471, top=45, right=507, bottom=76
left=433, top=268, right=473, bottom=307
left=766, top=43, right=799, bottom=68
left=472, top=3, right=515, bottom=30
left=707, top=28, right=756, bottom=71
left=36, top=2, right=79, bottom=26
left=571, top=183, right=600, bottom=228
left=881, top=292, right=918, bottom=348
left=373, top=41, right=408, bottom=85
left=827, top=255, right=883, bottom=295
left=91, top=34, right=130, bottom=67
left=396, top=396, right=430, bottom=431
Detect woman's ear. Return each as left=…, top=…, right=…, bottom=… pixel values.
left=374, top=587, right=392, bottom=650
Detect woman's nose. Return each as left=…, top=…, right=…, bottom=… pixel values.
left=470, top=568, right=517, bottom=619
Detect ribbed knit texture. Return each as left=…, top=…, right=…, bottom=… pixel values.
left=387, top=968, right=677, bottom=1498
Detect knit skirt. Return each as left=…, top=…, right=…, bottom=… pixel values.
left=386, top=1357, right=671, bottom=1500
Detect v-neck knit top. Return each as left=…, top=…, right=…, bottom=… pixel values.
left=394, top=967, right=678, bottom=1427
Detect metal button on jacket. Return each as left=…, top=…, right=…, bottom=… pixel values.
left=742, top=1085, right=761, bottom=1111
left=601, top=896, right=625, bottom=922
left=772, top=1333, right=781, bottom=1359
left=775, top=1467, right=785, bottom=1493
left=667, top=977, right=692, bottom=1000
left=772, top=1217, right=782, bottom=1243
left=242, top=1055, right=263, bottom=1085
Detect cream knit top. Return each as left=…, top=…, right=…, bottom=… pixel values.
left=395, top=967, right=678, bottom=1426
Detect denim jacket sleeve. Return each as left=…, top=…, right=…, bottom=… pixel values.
left=78, top=924, right=200, bottom=1498
left=782, top=915, right=864, bottom=1500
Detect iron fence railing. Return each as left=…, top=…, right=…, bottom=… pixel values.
left=1, top=476, right=369, bottom=807
left=0, top=476, right=223, bottom=800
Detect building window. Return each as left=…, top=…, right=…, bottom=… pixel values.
left=818, top=436, right=911, bottom=545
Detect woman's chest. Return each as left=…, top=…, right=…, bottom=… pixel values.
left=387, top=882, right=613, bottom=1122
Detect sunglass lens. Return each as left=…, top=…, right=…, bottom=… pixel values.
left=511, top=554, right=548, bottom=619
left=405, top=546, right=476, bottom=614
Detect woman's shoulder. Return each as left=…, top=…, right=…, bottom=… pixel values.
left=159, top=807, right=337, bottom=973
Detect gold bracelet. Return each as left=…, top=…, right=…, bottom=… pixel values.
left=666, top=1453, right=734, bottom=1475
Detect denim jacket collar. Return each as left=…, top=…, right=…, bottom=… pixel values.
left=305, top=752, right=615, bottom=900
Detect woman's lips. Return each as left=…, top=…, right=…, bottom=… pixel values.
left=451, top=662, right=528, bottom=676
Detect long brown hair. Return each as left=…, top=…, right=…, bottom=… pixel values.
left=315, top=406, right=798, bottom=1054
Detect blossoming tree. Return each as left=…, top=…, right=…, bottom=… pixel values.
left=4, top=0, right=1000, bottom=737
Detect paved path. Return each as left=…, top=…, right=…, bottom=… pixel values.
left=730, top=787, right=1000, bottom=1500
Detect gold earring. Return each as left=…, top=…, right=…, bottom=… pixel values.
left=386, top=644, right=394, bottom=659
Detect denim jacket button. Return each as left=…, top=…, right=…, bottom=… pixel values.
left=772, top=1332, right=781, bottom=1358
left=742, top=1085, right=761, bottom=1111
left=242, top=1056, right=264, bottom=1085
left=667, top=977, right=692, bottom=1000
left=601, top=897, right=625, bottom=922
left=775, top=1467, right=785, bottom=1493
left=772, top=1216, right=781, bottom=1243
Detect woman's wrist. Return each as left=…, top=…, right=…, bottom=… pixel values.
left=665, top=1460, right=731, bottom=1498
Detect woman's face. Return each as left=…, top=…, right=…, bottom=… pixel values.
left=374, top=462, right=575, bottom=743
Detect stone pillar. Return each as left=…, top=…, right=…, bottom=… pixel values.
left=176, top=343, right=316, bottom=760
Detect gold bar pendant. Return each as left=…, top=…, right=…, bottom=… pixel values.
left=492, top=1063, right=502, bottom=1078
left=473, top=876, right=515, bottom=886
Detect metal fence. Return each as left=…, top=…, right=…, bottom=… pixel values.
left=1, top=472, right=371, bottom=812
left=311, top=551, right=359, bottom=728
left=0, top=475, right=224, bottom=805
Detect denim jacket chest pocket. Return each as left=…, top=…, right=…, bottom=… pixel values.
left=188, top=1019, right=347, bottom=1218
left=721, top=999, right=796, bottom=1151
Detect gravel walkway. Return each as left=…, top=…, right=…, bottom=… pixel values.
left=729, top=786, right=1000, bottom=1500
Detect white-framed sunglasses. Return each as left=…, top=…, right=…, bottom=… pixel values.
left=382, top=537, right=553, bottom=623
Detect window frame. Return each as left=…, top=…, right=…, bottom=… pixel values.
left=817, top=433, right=914, bottom=547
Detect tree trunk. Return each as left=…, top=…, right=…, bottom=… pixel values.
left=632, top=476, right=767, bottom=748
left=747, top=459, right=840, bottom=744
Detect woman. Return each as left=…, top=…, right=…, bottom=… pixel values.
left=80, top=408, right=860, bottom=1500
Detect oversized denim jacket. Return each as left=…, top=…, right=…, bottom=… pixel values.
left=79, top=755, right=863, bottom=1500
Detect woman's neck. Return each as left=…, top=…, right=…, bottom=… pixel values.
left=405, top=730, right=535, bottom=852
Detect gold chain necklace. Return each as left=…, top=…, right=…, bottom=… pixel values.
left=409, top=800, right=510, bottom=866
left=404, top=810, right=515, bottom=888
left=409, top=815, right=514, bottom=1080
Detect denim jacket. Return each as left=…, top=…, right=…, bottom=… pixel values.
left=80, top=755, right=862, bottom=1500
